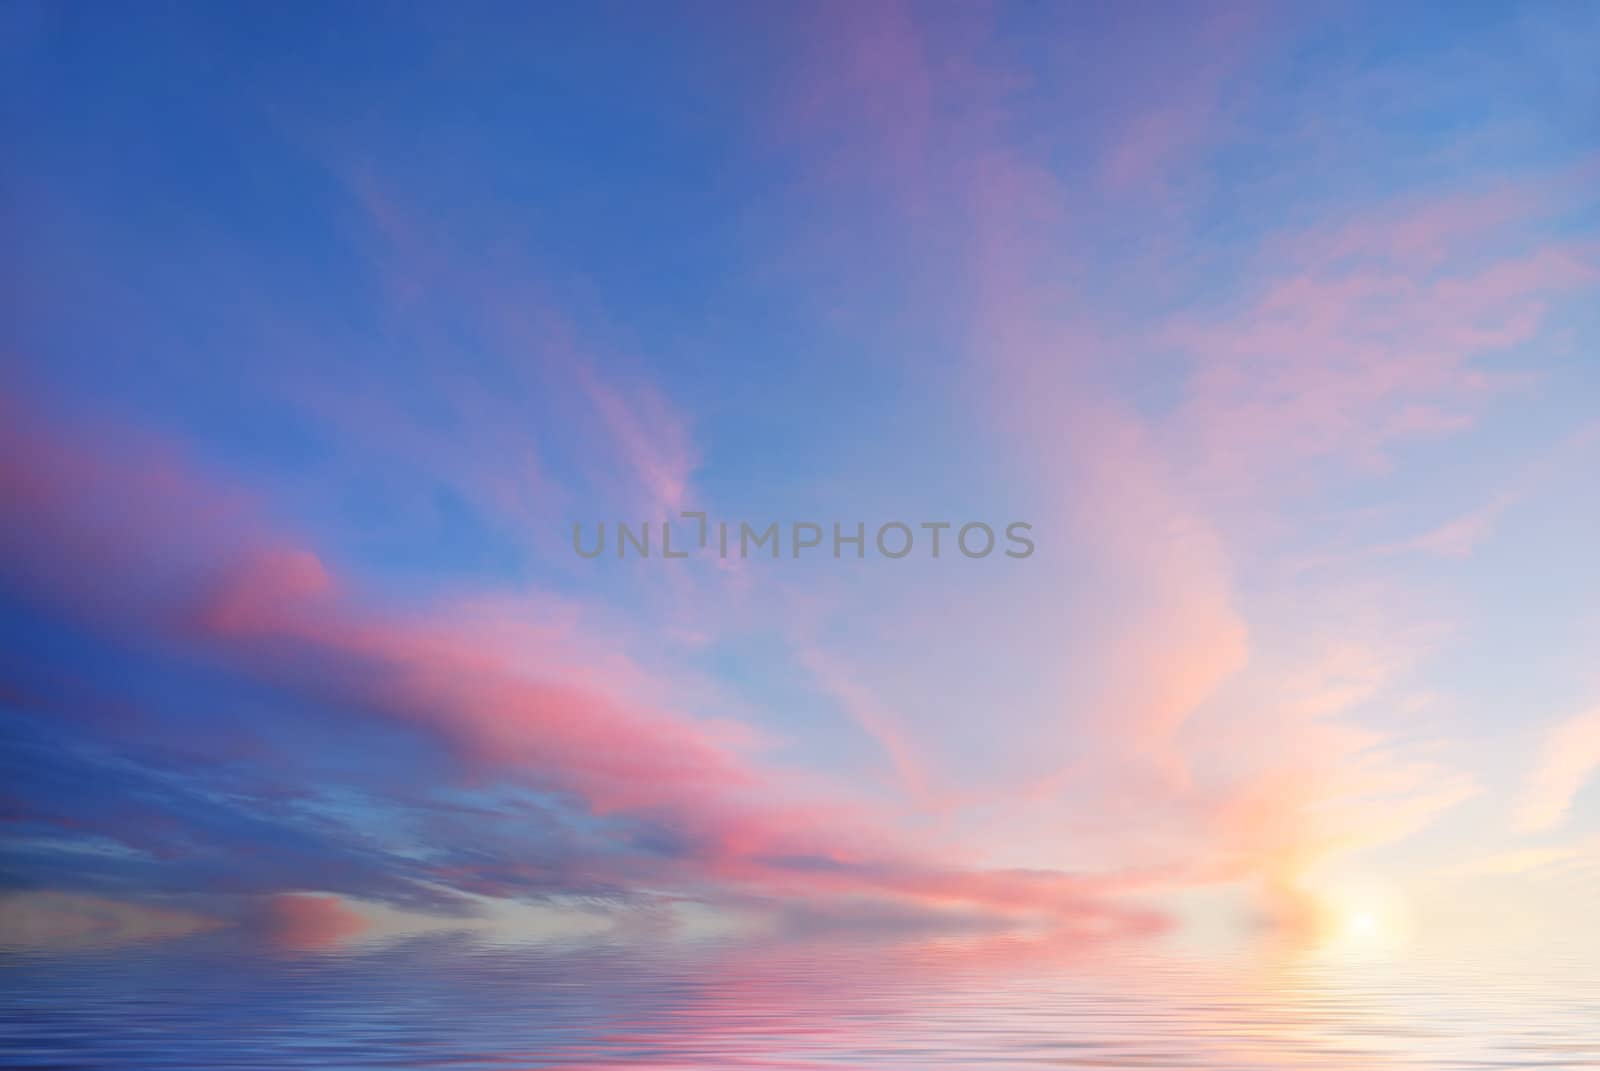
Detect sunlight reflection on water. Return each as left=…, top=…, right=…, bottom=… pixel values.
left=2, top=933, right=1597, bottom=1069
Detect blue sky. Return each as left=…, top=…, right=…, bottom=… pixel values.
left=3, top=0, right=1599, bottom=953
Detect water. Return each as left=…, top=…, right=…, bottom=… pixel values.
left=3, top=933, right=1598, bottom=1069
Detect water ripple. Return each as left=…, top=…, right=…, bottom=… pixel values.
left=3, top=937, right=1597, bottom=1069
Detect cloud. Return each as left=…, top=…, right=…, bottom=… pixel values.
left=1451, top=845, right=1585, bottom=878
left=0, top=892, right=222, bottom=950
left=250, top=892, right=369, bottom=951
left=1098, top=2, right=1267, bottom=195
left=1516, top=707, right=1600, bottom=834
left=0, top=383, right=1176, bottom=932
left=332, top=170, right=702, bottom=525
left=796, top=645, right=941, bottom=811
left=1404, top=421, right=1600, bottom=559
left=1169, top=190, right=1597, bottom=498
left=9, top=4, right=1592, bottom=957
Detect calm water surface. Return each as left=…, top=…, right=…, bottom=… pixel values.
left=3, top=934, right=1597, bottom=1069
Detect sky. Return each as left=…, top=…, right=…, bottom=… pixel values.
left=2, top=0, right=1599, bottom=955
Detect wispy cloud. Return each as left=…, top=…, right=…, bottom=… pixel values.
left=1517, top=707, right=1600, bottom=834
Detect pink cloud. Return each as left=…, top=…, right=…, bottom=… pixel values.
left=253, top=893, right=369, bottom=951
left=1169, top=196, right=1598, bottom=498
left=0, top=386, right=261, bottom=626
left=1098, top=4, right=1266, bottom=195
left=199, top=547, right=336, bottom=634
left=765, top=0, right=935, bottom=197
left=570, top=361, right=698, bottom=515
left=946, top=129, right=1491, bottom=915
left=959, top=136, right=1251, bottom=791
left=2, top=382, right=1184, bottom=929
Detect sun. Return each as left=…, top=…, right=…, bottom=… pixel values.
left=1346, top=910, right=1379, bottom=939
left=1316, top=882, right=1410, bottom=954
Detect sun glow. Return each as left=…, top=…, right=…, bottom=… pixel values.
left=1346, top=910, right=1379, bottom=939
left=1317, top=882, right=1409, bottom=954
